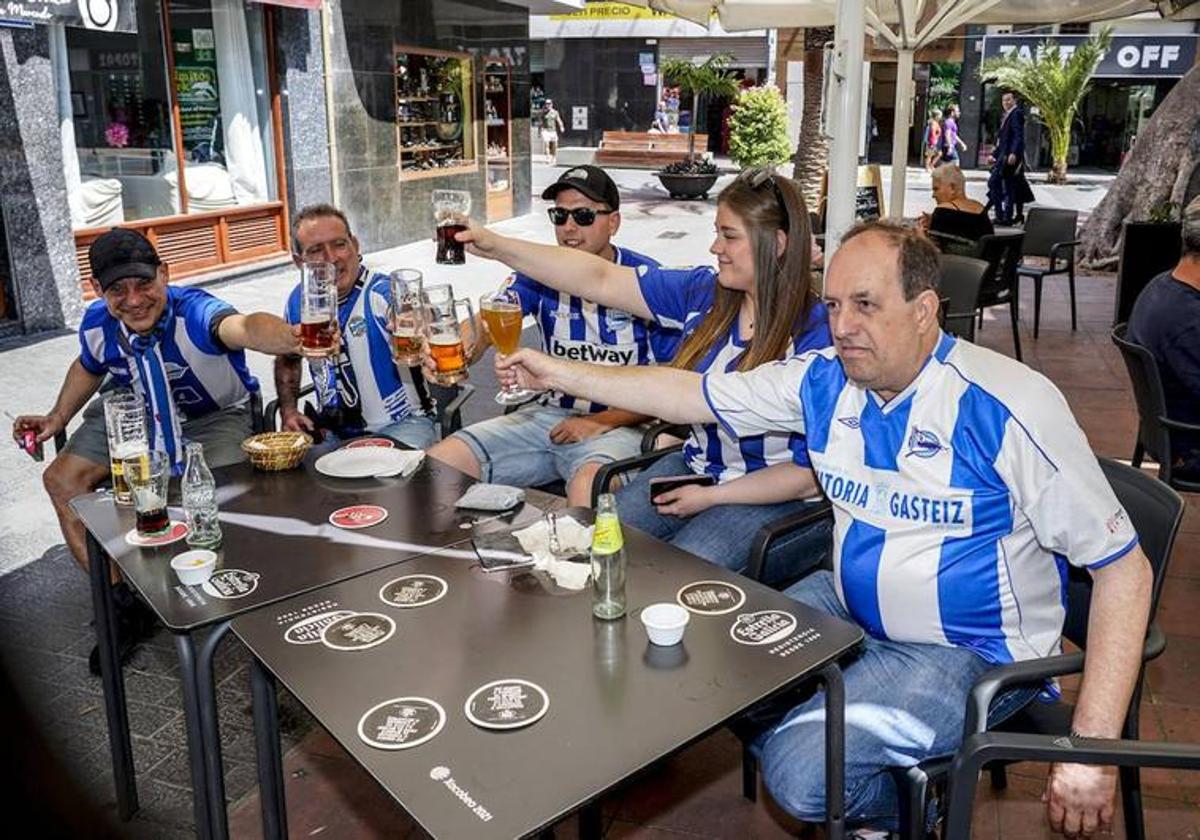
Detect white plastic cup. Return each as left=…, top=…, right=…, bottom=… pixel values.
left=171, top=549, right=217, bottom=586
left=640, top=602, right=690, bottom=646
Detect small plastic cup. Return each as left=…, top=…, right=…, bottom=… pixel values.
left=640, top=602, right=690, bottom=646
left=171, top=550, right=217, bottom=586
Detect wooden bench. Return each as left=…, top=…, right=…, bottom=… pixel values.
left=593, top=131, right=708, bottom=169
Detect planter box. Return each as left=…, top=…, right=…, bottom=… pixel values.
left=656, top=172, right=718, bottom=200
left=1114, top=221, right=1181, bottom=325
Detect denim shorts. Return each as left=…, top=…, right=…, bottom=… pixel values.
left=451, top=404, right=643, bottom=486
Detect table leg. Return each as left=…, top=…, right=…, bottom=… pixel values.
left=578, top=802, right=602, bottom=840
left=196, top=621, right=233, bottom=840
left=175, top=632, right=215, bottom=840
left=820, top=662, right=846, bottom=840
left=250, top=656, right=288, bottom=840
left=86, top=531, right=138, bottom=820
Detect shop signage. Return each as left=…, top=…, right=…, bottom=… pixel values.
left=550, top=2, right=676, bottom=21
left=172, top=27, right=222, bottom=159
left=982, top=35, right=1199, bottom=79
left=0, top=1, right=136, bottom=33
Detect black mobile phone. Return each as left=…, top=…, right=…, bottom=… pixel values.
left=471, top=532, right=535, bottom=572
left=649, top=474, right=715, bottom=501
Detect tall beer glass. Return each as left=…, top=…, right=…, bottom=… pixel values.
left=423, top=284, right=474, bottom=385
left=389, top=269, right=425, bottom=367
left=300, top=262, right=337, bottom=358
left=432, top=190, right=470, bottom=265
left=103, top=391, right=147, bottom=506
left=480, top=288, right=536, bottom=404
left=124, top=450, right=171, bottom=537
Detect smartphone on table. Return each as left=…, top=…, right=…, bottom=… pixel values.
left=648, top=474, right=715, bottom=502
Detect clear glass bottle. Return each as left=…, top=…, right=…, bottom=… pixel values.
left=182, top=442, right=222, bottom=549
left=590, top=493, right=627, bottom=620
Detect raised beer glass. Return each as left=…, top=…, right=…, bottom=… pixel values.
left=480, top=288, right=537, bottom=405
left=103, top=391, right=147, bottom=506
left=300, top=262, right=337, bottom=358
left=124, top=450, right=171, bottom=537
left=423, top=284, right=474, bottom=385
left=389, top=269, right=425, bottom=367
left=432, top=190, right=470, bottom=265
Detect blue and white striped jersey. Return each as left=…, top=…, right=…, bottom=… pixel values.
left=636, top=264, right=832, bottom=482
left=284, top=266, right=416, bottom=429
left=703, top=332, right=1139, bottom=664
left=78, top=286, right=258, bottom=418
left=511, top=245, right=672, bottom=414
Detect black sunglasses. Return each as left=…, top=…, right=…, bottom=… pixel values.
left=547, top=207, right=614, bottom=227
left=740, top=167, right=790, bottom=229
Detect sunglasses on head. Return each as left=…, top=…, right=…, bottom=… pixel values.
left=740, top=167, right=790, bottom=229
left=547, top=207, right=614, bottom=227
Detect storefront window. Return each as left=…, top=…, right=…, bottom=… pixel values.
left=395, top=47, right=476, bottom=179
left=58, top=0, right=277, bottom=228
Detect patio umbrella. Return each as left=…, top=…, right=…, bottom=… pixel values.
left=630, top=0, right=1196, bottom=252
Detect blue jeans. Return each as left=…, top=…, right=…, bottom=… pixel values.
left=761, top=570, right=1037, bottom=830
left=614, top=451, right=831, bottom=585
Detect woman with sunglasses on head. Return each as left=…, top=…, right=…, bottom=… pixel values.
left=426, top=166, right=679, bottom=508
left=459, top=168, right=832, bottom=583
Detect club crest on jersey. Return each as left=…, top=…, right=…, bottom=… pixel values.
left=906, top=428, right=946, bottom=459
left=347, top=316, right=367, bottom=337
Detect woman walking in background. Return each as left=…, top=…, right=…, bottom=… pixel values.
left=923, top=108, right=944, bottom=172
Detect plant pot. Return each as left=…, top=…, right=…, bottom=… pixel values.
left=1114, top=221, right=1181, bottom=325
left=656, top=172, right=718, bottom=200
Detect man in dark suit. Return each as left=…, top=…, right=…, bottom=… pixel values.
left=990, top=91, right=1026, bottom=224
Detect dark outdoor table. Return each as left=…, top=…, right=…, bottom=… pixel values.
left=70, top=451, right=543, bottom=840
left=232, top=518, right=864, bottom=840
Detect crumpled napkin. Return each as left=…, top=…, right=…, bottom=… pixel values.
left=512, top=516, right=594, bottom=590
left=379, top=449, right=425, bottom=478
left=455, top=483, right=526, bottom=511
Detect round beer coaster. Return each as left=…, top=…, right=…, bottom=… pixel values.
left=379, top=574, right=448, bottom=609
left=125, top=521, right=189, bottom=548
left=342, top=437, right=396, bottom=449
left=321, top=612, right=396, bottom=651
left=729, top=610, right=799, bottom=646
left=201, top=569, right=260, bottom=600
left=329, top=504, right=389, bottom=530
left=464, top=678, right=549, bottom=731
left=284, top=610, right=356, bottom=645
left=358, top=697, right=445, bottom=750
left=676, top=580, right=746, bottom=616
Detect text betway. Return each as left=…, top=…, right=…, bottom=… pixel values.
left=548, top=337, right=635, bottom=365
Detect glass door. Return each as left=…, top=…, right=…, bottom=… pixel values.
left=483, top=58, right=513, bottom=222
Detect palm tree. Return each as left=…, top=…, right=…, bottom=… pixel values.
left=792, top=27, right=834, bottom=210
left=660, top=54, right=740, bottom=162
left=979, top=27, right=1113, bottom=184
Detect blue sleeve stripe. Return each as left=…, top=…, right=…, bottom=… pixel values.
left=701, top=374, right=740, bottom=439
left=1085, top=535, right=1140, bottom=571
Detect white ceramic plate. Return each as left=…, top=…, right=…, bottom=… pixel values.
left=314, top=448, right=422, bottom=479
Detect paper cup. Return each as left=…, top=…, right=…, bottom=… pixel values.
left=640, top=602, right=690, bottom=646
left=171, top=550, right=217, bottom=586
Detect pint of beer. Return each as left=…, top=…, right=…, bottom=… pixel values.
left=432, top=190, right=470, bottom=265
left=103, top=391, right=147, bottom=506
left=389, top=269, right=425, bottom=367
left=480, top=288, right=537, bottom=405
left=300, top=263, right=337, bottom=358
left=423, top=284, right=474, bottom=385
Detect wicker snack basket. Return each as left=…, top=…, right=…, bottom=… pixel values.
left=241, top=432, right=312, bottom=471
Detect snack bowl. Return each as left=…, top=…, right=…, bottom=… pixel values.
left=171, top=550, right=217, bottom=586
left=640, top=602, right=690, bottom=646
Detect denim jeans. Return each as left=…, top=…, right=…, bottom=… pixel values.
left=614, top=451, right=831, bottom=586
left=760, top=570, right=1038, bottom=830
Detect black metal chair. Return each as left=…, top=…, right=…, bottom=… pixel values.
left=1111, top=324, right=1200, bottom=493
left=972, top=230, right=1026, bottom=361
left=889, top=457, right=1184, bottom=840
left=1016, top=208, right=1080, bottom=338
left=937, top=254, right=989, bottom=342
left=590, top=420, right=687, bottom=506
left=262, top=366, right=473, bottom=441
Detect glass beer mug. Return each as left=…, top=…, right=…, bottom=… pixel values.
left=299, top=262, right=337, bottom=358
left=389, top=269, right=425, bottom=367
left=423, top=284, right=474, bottom=385
left=432, top=190, right=470, bottom=265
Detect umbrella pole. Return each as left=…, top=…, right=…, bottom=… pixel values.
left=825, top=0, right=866, bottom=258
left=889, top=48, right=915, bottom=221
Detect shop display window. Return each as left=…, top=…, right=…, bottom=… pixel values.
left=395, top=47, right=477, bottom=180
left=483, top=58, right=513, bottom=221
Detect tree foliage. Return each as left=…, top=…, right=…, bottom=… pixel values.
left=928, top=62, right=962, bottom=113
left=729, top=86, right=791, bottom=168
left=660, top=54, right=740, bottom=160
left=979, top=27, right=1112, bottom=183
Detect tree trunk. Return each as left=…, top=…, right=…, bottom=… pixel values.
left=687, top=90, right=699, bottom=160
left=1049, top=159, right=1068, bottom=184
left=792, top=27, right=833, bottom=212
left=1079, top=64, right=1200, bottom=268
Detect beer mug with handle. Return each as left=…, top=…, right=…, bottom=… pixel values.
left=423, top=284, right=475, bottom=385
left=389, top=269, right=425, bottom=367
left=300, top=262, right=337, bottom=358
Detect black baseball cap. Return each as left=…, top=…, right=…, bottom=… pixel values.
left=541, top=165, right=620, bottom=211
left=89, top=228, right=162, bottom=292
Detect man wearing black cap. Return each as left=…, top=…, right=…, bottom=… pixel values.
left=11, top=228, right=298, bottom=672
left=428, top=165, right=676, bottom=506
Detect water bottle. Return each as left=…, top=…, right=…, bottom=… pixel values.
left=182, top=442, right=222, bottom=549
left=591, top=493, right=627, bottom=620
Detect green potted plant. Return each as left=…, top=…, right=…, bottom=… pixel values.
left=657, top=55, right=739, bottom=199
left=1114, top=198, right=1183, bottom=324
left=728, top=85, right=791, bottom=169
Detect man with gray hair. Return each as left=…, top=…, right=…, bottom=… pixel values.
left=495, top=220, right=1153, bottom=836
left=1127, top=194, right=1200, bottom=479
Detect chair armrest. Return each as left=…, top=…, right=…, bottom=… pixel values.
left=945, top=731, right=1200, bottom=838
left=746, top=500, right=833, bottom=583
left=1159, top=415, right=1200, bottom=434
left=265, top=383, right=315, bottom=433
left=590, top=444, right=683, bottom=508
left=641, top=420, right=690, bottom=453
left=1047, top=239, right=1080, bottom=272
left=927, top=230, right=976, bottom=254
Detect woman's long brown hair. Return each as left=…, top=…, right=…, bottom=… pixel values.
left=670, top=169, right=815, bottom=373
